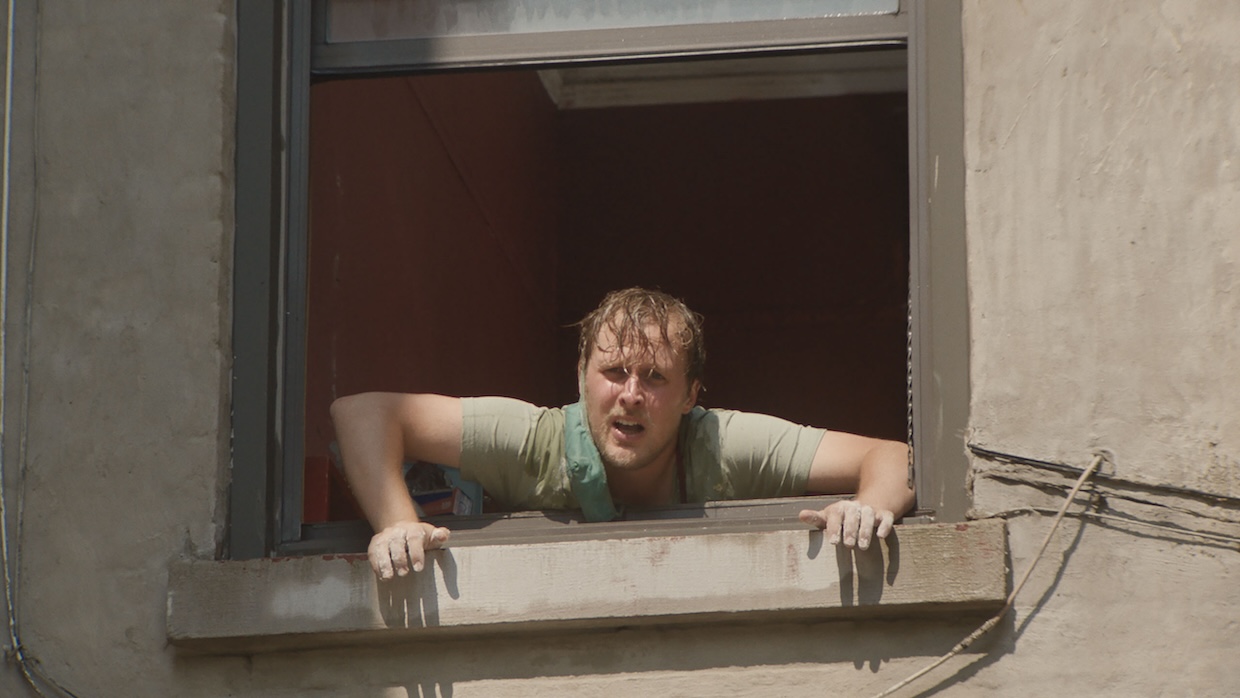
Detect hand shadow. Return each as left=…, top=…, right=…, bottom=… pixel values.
left=832, top=531, right=901, bottom=672
left=378, top=549, right=460, bottom=629
left=835, top=531, right=899, bottom=607
left=377, top=553, right=462, bottom=698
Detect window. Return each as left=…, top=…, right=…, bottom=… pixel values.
left=229, top=0, right=968, bottom=559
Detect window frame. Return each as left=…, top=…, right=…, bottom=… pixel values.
left=228, top=0, right=967, bottom=560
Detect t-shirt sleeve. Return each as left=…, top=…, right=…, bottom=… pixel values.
left=458, top=396, right=573, bottom=511
left=712, top=409, right=825, bottom=499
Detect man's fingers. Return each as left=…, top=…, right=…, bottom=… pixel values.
left=825, top=504, right=845, bottom=545
left=371, top=526, right=420, bottom=579
left=368, top=528, right=408, bottom=581
left=425, top=526, right=451, bottom=550
left=857, top=505, right=876, bottom=550
left=798, top=509, right=827, bottom=529
left=876, top=511, right=895, bottom=540
left=367, top=523, right=453, bottom=580
left=841, top=503, right=862, bottom=547
left=389, top=531, right=415, bottom=576
left=368, top=537, right=395, bottom=580
left=812, top=502, right=898, bottom=550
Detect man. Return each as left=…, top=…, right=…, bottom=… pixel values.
left=333, top=288, right=915, bottom=580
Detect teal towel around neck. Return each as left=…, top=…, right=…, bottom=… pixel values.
left=563, top=401, right=620, bottom=522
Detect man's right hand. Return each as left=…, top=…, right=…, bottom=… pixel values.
left=367, top=520, right=452, bottom=580
left=332, top=393, right=464, bottom=581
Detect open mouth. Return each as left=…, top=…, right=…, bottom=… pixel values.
left=612, top=418, right=645, bottom=437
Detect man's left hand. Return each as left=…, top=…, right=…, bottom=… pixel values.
left=798, top=500, right=895, bottom=550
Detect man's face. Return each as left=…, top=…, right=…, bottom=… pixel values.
left=580, top=323, right=700, bottom=473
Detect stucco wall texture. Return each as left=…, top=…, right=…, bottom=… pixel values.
left=962, top=1, right=1240, bottom=695
left=0, top=2, right=235, bottom=697
left=0, top=1, right=1237, bottom=697
left=965, top=0, right=1240, bottom=499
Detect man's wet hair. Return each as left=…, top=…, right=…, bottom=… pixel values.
left=576, top=287, right=706, bottom=386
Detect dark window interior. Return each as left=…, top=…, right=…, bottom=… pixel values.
left=302, top=57, right=909, bottom=522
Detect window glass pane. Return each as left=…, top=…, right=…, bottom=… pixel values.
left=326, top=0, right=900, bottom=43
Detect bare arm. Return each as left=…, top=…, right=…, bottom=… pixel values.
left=330, top=392, right=462, bottom=578
left=797, top=432, right=915, bottom=550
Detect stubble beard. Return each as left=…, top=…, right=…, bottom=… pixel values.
left=587, top=410, right=652, bottom=472
left=582, top=382, right=657, bottom=473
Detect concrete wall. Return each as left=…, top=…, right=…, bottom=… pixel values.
left=0, top=2, right=1237, bottom=697
left=965, top=0, right=1240, bottom=498
left=0, top=2, right=235, bottom=697
left=962, top=0, right=1240, bottom=695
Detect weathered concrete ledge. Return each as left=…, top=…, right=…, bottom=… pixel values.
left=167, top=520, right=1007, bottom=654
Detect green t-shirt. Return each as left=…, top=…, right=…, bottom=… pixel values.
left=459, top=396, right=824, bottom=512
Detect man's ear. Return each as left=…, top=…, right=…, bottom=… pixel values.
left=683, top=380, right=701, bottom=414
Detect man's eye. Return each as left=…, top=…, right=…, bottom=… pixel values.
left=603, top=367, right=628, bottom=381
left=646, top=371, right=667, bottom=384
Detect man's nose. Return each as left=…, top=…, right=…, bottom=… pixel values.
left=619, top=372, right=644, bottom=404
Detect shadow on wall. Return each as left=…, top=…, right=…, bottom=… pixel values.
left=336, top=534, right=989, bottom=696
left=377, top=552, right=462, bottom=630
left=376, top=532, right=902, bottom=634
left=303, top=617, right=998, bottom=697
left=910, top=516, right=1085, bottom=696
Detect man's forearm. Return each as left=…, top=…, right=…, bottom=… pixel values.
left=855, top=440, right=916, bottom=517
left=330, top=393, right=421, bottom=531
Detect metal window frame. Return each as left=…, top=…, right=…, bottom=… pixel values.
left=229, top=0, right=967, bottom=559
left=907, top=0, right=968, bottom=523
left=311, top=8, right=908, bottom=74
left=230, top=1, right=283, bottom=560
